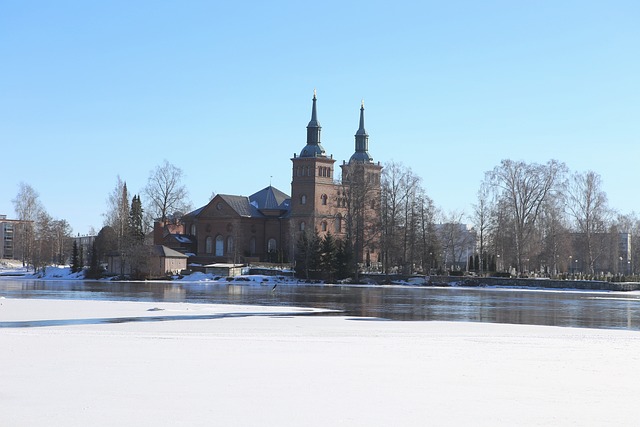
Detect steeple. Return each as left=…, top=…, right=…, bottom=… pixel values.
left=299, top=90, right=326, bottom=158
left=349, top=100, right=373, bottom=163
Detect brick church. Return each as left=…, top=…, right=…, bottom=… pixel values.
left=154, top=92, right=382, bottom=267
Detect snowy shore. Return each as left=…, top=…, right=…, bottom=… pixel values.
left=1, top=298, right=639, bottom=426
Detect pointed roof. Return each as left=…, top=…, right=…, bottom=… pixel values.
left=350, top=100, right=374, bottom=163
left=249, top=186, right=290, bottom=210
left=299, top=90, right=326, bottom=158
left=355, top=99, right=367, bottom=136
left=307, top=89, right=321, bottom=128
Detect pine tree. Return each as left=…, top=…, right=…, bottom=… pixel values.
left=78, top=243, right=84, bottom=269
left=335, top=239, right=353, bottom=280
left=320, top=232, right=337, bottom=283
left=87, top=241, right=101, bottom=279
left=70, top=240, right=80, bottom=273
left=295, top=232, right=310, bottom=279
left=295, top=230, right=321, bottom=279
left=129, top=195, right=145, bottom=243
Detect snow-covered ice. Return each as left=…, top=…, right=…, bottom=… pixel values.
left=1, top=298, right=639, bottom=426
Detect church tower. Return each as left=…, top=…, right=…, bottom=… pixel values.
left=290, top=91, right=339, bottom=238
left=341, top=101, right=383, bottom=266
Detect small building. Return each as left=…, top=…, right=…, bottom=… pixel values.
left=107, top=245, right=188, bottom=278
left=204, top=263, right=244, bottom=277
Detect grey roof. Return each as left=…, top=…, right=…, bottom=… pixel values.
left=350, top=101, right=374, bottom=164
left=183, top=206, right=205, bottom=218
left=218, top=194, right=262, bottom=217
left=152, top=245, right=188, bottom=258
left=249, top=186, right=291, bottom=210
left=300, top=143, right=326, bottom=158
left=300, top=91, right=326, bottom=158
left=349, top=151, right=374, bottom=163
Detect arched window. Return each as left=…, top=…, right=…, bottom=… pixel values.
left=321, top=221, right=327, bottom=232
left=249, top=237, right=256, bottom=255
left=300, top=221, right=306, bottom=232
left=300, top=194, right=306, bottom=205
left=321, top=194, right=327, bottom=205
left=227, top=236, right=234, bottom=255
left=370, top=199, right=376, bottom=210
left=215, top=235, right=224, bottom=256
left=191, top=224, right=197, bottom=236
left=205, top=236, right=213, bottom=254
left=335, top=214, right=342, bottom=233
left=268, top=238, right=277, bottom=252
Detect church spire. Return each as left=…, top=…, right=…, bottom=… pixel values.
left=300, top=90, right=326, bottom=158
left=350, top=100, right=373, bottom=163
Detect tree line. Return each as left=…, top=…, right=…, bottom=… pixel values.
left=10, top=157, right=640, bottom=280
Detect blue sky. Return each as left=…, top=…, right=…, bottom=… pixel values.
left=1, top=1, right=639, bottom=235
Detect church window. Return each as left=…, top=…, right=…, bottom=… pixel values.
left=227, top=236, right=234, bottom=255
left=249, top=237, right=256, bottom=255
left=300, top=194, right=307, bottom=205
left=191, top=224, right=196, bottom=236
left=215, top=235, right=224, bottom=256
left=300, top=221, right=306, bottom=232
left=321, top=221, right=327, bottom=232
left=268, top=238, right=277, bottom=252
left=335, top=214, right=342, bottom=233
left=205, top=236, right=213, bottom=254
left=321, top=194, right=327, bottom=205
left=370, top=200, right=376, bottom=210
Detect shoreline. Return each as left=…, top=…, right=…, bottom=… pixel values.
left=1, top=298, right=639, bottom=426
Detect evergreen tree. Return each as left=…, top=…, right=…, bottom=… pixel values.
left=335, top=239, right=353, bottom=280
left=295, top=230, right=321, bottom=279
left=320, top=232, right=337, bottom=283
left=78, top=243, right=84, bottom=269
left=87, top=241, right=102, bottom=279
left=129, top=195, right=145, bottom=242
left=71, top=240, right=80, bottom=273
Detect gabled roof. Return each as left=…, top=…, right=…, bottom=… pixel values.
left=183, top=205, right=205, bottom=219
left=218, top=194, right=262, bottom=217
left=185, top=186, right=291, bottom=220
left=152, top=245, right=189, bottom=258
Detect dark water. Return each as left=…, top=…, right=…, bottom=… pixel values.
left=1, top=279, right=640, bottom=330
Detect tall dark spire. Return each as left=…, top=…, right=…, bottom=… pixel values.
left=350, top=100, right=373, bottom=163
left=300, top=90, right=326, bottom=158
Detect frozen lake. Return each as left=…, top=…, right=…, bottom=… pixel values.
left=1, top=279, right=639, bottom=330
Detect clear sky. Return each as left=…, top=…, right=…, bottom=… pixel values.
left=1, top=1, right=639, bottom=235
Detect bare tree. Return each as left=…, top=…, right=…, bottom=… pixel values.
left=380, top=161, right=426, bottom=274
left=536, top=192, right=571, bottom=276
left=340, top=161, right=382, bottom=278
left=12, top=182, right=43, bottom=268
left=565, top=171, right=611, bottom=275
left=486, top=159, right=567, bottom=274
left=104, top=176, right=131, bottom=275
left=471, top=184, right=491, bottom=275
left=144, top=160, right=191, bottom=226
left=438, top=210, right=474, bottom=271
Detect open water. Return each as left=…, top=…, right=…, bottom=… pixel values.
left=1, top=279, right=639, bottom=330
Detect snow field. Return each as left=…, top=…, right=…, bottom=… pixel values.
left=1, top=298, right=639, bottom=426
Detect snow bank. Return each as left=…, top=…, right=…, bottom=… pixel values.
left=1, top=298, right=639, bottom=426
